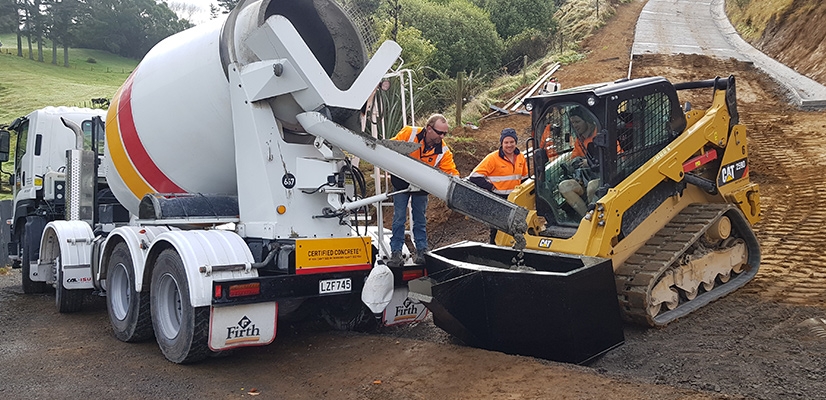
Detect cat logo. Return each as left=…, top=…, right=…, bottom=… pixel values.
left=538, top=238, right=553, bottom=248
left=719, top=159, right=747, bottom=186
left=721, top=164, right=736, bottom=183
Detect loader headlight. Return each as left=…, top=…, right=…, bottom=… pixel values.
left=587, top=96, right=597, bottom=107
left=525, top=102, right=533, bottom=112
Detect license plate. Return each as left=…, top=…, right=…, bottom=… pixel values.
left=319, top=278, right=352, bottom=294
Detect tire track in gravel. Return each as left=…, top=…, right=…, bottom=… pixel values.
left=741, top=111, right=826, bottom=307
left=632, top=54, right=826, bottom=308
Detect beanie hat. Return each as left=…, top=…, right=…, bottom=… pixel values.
left=500, top=128, right=518, bottom=144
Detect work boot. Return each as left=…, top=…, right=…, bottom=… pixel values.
left=387, top=251, right=403, bottom=268
left=413, top=248, right=428, bottom=265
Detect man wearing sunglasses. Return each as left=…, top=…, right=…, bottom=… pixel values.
left=388, top=114, right=459, bottom=268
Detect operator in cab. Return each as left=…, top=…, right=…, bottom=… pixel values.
left=468, top=128, right=529, bottom=243
left=559, top=107, right=601, bottom=216
left=388, top=114, right=459, bottom=268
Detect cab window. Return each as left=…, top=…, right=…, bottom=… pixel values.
left=533, top=103, right=602, bottom=227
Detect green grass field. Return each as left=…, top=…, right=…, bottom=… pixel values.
left=0, top=33, right=137, bottom=125
left=0, top=33, right=138, bottom=199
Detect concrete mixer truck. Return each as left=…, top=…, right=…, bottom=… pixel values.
left=14, top=0, right=529, bottom=363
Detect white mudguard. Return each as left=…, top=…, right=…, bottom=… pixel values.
left=103, top=225, right=172, bottom=292
left=146, top=229, right=257, bottom=307
left=40, top=220, right=95, bottom=289
left=147, top=230, right=277, bottom=350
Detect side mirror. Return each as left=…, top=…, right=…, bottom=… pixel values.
left=0, top=130, right=9, bottom=163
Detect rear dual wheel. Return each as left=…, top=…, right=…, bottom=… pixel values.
left=151, top=249, right=210, bottom=364
left=107, top=243, right=153, bottom=342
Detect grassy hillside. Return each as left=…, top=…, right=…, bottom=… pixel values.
left=0, top=33, right=137, bottom=125
left=0, top=33, right=137, bottom=199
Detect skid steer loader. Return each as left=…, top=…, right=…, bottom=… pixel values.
left=409, top=75, right=761, bottom=363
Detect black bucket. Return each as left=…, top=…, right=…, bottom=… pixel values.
left=408, top=241, right=624, bottom=365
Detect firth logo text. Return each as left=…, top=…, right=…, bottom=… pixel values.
left=226, top=316, right=260, bottom=340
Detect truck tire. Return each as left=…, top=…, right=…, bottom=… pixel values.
left=55, top=256, right=85, bottom=313
left=150, top=249, right=210, bottom=364
left=106, top=243, right=153, bottom=342
left=21, top=217, right=49, bottom=294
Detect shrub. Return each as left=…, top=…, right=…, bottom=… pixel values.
left=501, top=29, right=552, bottom=73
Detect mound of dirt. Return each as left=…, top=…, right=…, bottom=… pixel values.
left=740, top=0, right=826, bottom=85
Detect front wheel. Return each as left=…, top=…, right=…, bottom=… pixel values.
left=150, top=249, right=210, bottom=364
left=107, top=243, right=153, bottom=342
left=21, top=218, right=49, bottom=294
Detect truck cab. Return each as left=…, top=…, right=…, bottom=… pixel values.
left=5, top=107, right=107, bottom=291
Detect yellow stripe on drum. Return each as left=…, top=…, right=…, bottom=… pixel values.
left=105, top=85, right=154, bottom=201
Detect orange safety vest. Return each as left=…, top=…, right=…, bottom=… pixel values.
left=390, top=126, right=459, bottom=176
left=571, top=133, right=595, bottom=158
left=540, top=125, right=558, bottom=159
left=571, top=128, right=622, bottom=159
left=469, top=148, right=529, bottom=196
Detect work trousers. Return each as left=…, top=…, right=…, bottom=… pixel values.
left=391, top=192, right=429, bottom=252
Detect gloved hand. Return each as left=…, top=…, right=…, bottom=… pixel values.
left=570, top=156, right=588, bottom=169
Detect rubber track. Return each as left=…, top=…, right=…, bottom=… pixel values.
left=615, top=203, right=759, bottom=327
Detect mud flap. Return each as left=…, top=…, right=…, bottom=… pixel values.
left=409, top=241, right=625, bottom=365
left=382, top=286, right=428, bottom=326
left=209, top=302, right=277, bottom=351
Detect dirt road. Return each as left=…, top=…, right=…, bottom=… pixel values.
left=2, top=1, right=826, bottom=399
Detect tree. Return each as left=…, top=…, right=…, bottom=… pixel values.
left=0, top=0, right=17, bottom=33
left=376, top=19, right=435, bottom=69
left=11, top=0, right=26, bottom=57
left=483, top=0, right=556, bottom=40
left=348, top=0, right=380, bottom=14
left=386, top=0, right=400, bottom=41
left=27, top=0, right=45, bottom=62
left=19, top=0, right=34, bottom=59
left=501, top=28, right=551, bottom=73
left=396, top=0, right=503, bottom=76
left=48, top=0, right=86, bottom=67
left=214, top=0, right=238, bottom=15
left=76, top=0, right=191, bottom=59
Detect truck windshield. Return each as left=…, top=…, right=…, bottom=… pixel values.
left=81, top=120, right=99, bottom=151
left=13, top=119, right=30, bottom=189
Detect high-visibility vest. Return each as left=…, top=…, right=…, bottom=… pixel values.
left=469, top=148, right=529, bottom=196
left=390, top=126, right=459, bottom=176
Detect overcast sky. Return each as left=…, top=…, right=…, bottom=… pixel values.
left=169, top=0, right=215, bottom=25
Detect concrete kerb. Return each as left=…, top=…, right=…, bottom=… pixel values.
left=710, top=0, right=826, bottom=109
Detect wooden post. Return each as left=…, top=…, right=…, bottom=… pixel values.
left=455, top=71, right=464, bottom=129
left=522, top=55, right=528, bottom=85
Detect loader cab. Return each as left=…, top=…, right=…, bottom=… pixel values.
left=527, top=77, right=686, bottom=231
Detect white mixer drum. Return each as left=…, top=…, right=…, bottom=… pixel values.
left=103, top=0, right=368, bottom=215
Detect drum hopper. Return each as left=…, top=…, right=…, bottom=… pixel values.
left=408, top=241, right=625, bottom=364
